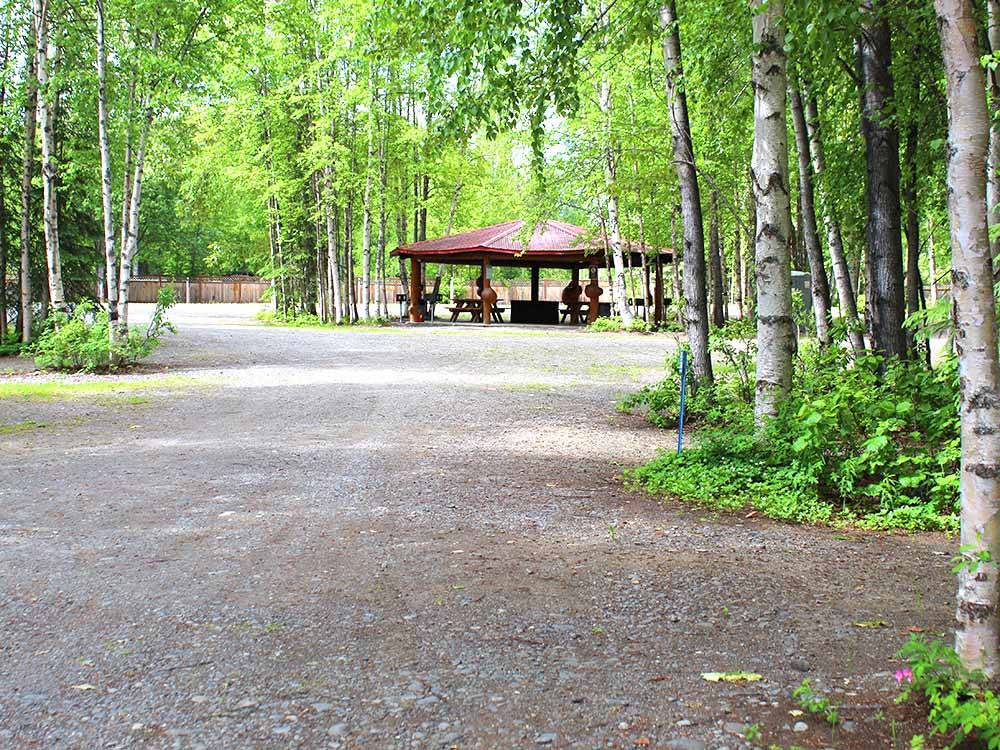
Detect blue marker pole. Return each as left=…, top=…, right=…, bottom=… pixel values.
left=677, top=349, right=688, bottom=455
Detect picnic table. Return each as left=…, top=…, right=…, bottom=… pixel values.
left=448, top=298, right=506, bottom=323
left=560, top=300, right=589, bottom=324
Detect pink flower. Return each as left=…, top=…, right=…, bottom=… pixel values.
left=894, top=667, right=913, bottom=685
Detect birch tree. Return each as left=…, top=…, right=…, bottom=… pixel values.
left=18, top=16, right=37, bottom=342
left=750, top=0, right=794, bottom=425
left=96, top=0, right=118, bottom=350
left=660, top=0, right=712, bottom=385
left=598, top=50, right=632, bottom=325
left=788, top=79, right=832, bottom=346
left=33, top=0, right=65, bottom=315
left=935, top=0, right=1000, bottom=677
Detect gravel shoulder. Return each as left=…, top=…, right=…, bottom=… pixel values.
left=0, top=305, right=954, bottom=749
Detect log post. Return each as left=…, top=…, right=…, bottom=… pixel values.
left=408, top=257, right=424, bottom=322
left=585, top=265, right=603, bottom=324
left=481, top=256, right=497, bottom=324
left=654, top=254, right=664, bottom=324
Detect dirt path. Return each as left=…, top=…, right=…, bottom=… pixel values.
left=0, top=306, right=954, bottom=749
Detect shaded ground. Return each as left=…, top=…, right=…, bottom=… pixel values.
left=1, top=305, right=954, bottom=749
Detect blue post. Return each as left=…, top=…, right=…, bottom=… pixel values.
left=677, top=349, right=688, bottom=455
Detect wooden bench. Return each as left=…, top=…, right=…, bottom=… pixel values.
left=449, top=299, right=506, bottom=323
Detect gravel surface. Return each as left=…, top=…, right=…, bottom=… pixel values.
left=0, top=305, right=955, bottom=748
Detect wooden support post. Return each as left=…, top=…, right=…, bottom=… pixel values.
left=654, top=254, right=664, bottom=324
left=480, top=256, right=497, bottom=324
left=530, top=266, right=540, bottom=302
left=585, top=265, right=603, bottom=324
left=408, top=258, right=424, bottom=322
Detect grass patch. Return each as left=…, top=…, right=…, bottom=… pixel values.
left=0, top=375, right=199, bottom=401
left=0, top=419, right=47, bottom=435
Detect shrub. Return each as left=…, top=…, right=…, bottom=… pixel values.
left=589, top=316, right=623, bottom=332
left=898, top=636, right=1000, bottom=749
left=31, top=290, right=176, bottom=372
left=622, top=325, right=960, bottom=531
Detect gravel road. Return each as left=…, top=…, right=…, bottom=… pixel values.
left=0, top=305, right=955, bottom=749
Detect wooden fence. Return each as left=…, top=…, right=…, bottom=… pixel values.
left=127, top=276, right=270, bottom=303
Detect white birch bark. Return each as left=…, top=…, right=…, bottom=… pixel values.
left=597, top=34, right=632, bottom=324
left=116, top=101, right=153, bottom=331
left=323, top=167, right=343, bottom=324
left=935, top=0, right=1000, bottom=677
left=750, top=0, right=795, bottom=425
left=96, top=0, right=119, bottom=351
left=33, top=0, right=65, bottom=314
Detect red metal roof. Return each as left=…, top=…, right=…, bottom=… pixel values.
left=392, top=220, right=602, bottom=258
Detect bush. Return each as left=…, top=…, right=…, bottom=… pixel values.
left=31, top=290, right=176, bottom=372
left=622, top=326, right=960, bottom=531
left=898, top=636, right=1000, bottom=749
left=257, top=309, right=394, bottom=328
left=589, top=316, right=623, bottom=332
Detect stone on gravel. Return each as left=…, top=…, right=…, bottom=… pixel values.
left=535, top=732, right=557, bottom=744
left=793, top=721, right=809, bottom=733
left=664, top=740, right=706, bottom=750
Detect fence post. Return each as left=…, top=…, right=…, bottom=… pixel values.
left=185, top=277, right=191, bottom=304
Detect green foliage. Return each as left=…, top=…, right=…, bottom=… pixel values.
left=898, top=636, right=1000, bottom=749
left=31, top=295, right=176, bottom=372
left=588, top=317, right=623, bottom=332
left=624, top=331, right=960, bottom=531
left=793, top=679, right=840, bottom=726
left=256, top=310, right=393, bottom=329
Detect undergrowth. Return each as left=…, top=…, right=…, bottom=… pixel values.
left=621, top=320, right=959, bottom=532
left=256, top=310, right=393, bottom=328
left=898, top=636, right=999, bottom=749
left=30, top=289, right=176, bottom=372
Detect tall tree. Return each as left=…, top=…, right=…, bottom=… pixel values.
left=708, top=190, right=724, bottom=327
left=659, top=0, right=712, bottom=385
left=803, top=90, right=866, bottom=352
left=859, top=0, right=907, bottom=359
left=935, top=0, right=1000, bottom=677
left=18, top=15, right=36, bottom=342
left=33, top=0, right=65, bottom=315
left=750, top=0, right=794, bottom=425
left=788, top=79, right=832, bottom=346
left=96, top=0, right=118, bottom=351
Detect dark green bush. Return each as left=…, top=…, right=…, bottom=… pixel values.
left=623, top=329, right=959, bottom=531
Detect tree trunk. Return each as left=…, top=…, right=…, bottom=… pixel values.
left=360, top=76, right=375, bottom=320
left=34, top=0, right=65, bottom=315
left=903, top=116, right=922, bottom=337
left=709, top=190, right=725, bottom=327
left=598, top=61, right=632, bottom=325
left=750, top=0, right=795, bottom=425
left=733, top=199, right=744, bottom=319
left=788, top=80, right=833, bottom=345
left=659, top=0, right=713, bottom=384
left=323, top=169, right=342, bottom=324
left=986, top=0, right=1000, bottom=260
left=377, top=108, right=389, bottom=318
left=928, top=214, right=939, bottom=304
left=859, top=2, right=907, bottom=359
left=804, top=90, right=866, bottom=351
left=117, top=102, right=153, bottom=331
left=935, top=0, right=1000, bottom=677
left=18, top=19, right=36, bottom=342
left=670, top=204, right=682, bottom=307
left=96, top=0, right=119, bottom=353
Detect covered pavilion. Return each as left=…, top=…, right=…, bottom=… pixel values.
left=390, top=220, right=673, bottom=325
